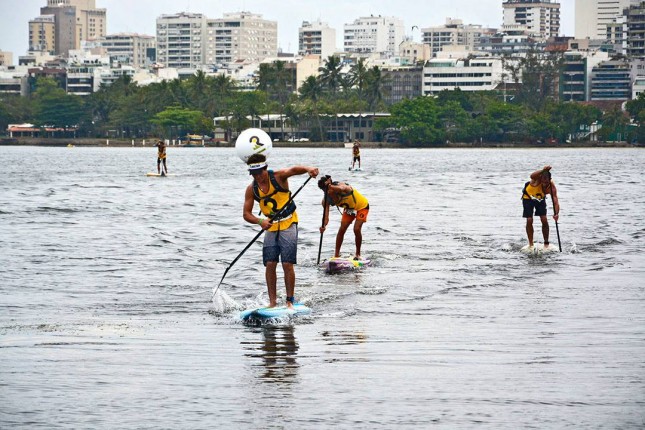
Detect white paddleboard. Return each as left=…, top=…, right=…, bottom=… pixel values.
left=146, top=172, right=175, bottom=177
left=240, top=303, right=311, bottom=322
left=348, top=167, right=363, bottom=172
left=520, top=243, right=559, bottom=255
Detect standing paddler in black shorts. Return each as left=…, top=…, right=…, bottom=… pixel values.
left=522, top=165, right=560, bottom=249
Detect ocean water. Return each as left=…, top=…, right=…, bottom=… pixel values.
left=1, top=146, right=644, bottom=429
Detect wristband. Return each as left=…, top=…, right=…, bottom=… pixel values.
left=257, top=218, right=264, bottom=226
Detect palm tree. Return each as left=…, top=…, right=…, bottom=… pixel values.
left=348, top=58, right=370, bottom=141
left=299, top=75, right=325, bottom=141
left=365, top=66, right=388, bottom=140
left=319, top=55, right=344, bottom=141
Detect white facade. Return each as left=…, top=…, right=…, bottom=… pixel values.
left=299, top=20, right=336, bottom=60
left=423, top=56, right=504, bottom=95
left=205, top=12, right=278, bottom=66
left=502, top=0, right=560, bottom=40
left=575, top=0, right=640, bottom=40
left=99, top=33, right=155, bottom=68
left=156, top=12, right=207, bottom=69
left=344, top=15, right=405, bottom=56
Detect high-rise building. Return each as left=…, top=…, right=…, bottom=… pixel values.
left=344, top=15, right=405, bottom=56
left=28, top=15, right=56, bottom=53
left=626, top=2, right=645, bottom=58
left=205, top=12, right=278, bottom=66
left=34, top=0, right=106, bottom=56
left=575, top=0, right=640, bottom=40
left=299, top=20, right=336, bottom=60
left=502, top=0, right=561, bottom=40
left=38, top=6, right=78, bottom=56
left=0, top=51, right=14, bottom=66
left=156, top=12, right=207, bottom=69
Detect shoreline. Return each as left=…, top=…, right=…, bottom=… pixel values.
left=0, top=137, right=638, bottom=149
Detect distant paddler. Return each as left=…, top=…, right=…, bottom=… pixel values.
left=522, top=165, right=560, bottom=249
left=156, top=140, right=167, bottom=176
left=351, top=139, right=361, bottom=169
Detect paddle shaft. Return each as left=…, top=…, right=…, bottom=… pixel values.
left=316, top=187, right=328, bottom=265
left=212, top=176, right=313, bottom=297
left=551, top=194, right=562, bottom=252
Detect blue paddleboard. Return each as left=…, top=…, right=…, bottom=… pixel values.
left=240, top=303, right=311, bottom=321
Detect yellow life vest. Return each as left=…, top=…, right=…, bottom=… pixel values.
left=522, top=181, right=546, bottom=201
left=330, top=185, right=369, bottom=211
left=253, top=170, right=298, bottom=232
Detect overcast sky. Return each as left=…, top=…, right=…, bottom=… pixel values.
left=0, top=0, right=575, bottom=61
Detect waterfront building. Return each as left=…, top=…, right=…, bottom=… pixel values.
left=98, top=33, right=156, bottom=68
left=299, top=20, right=336, bottom=60
left=344, top=15, right=405, bottom=56
left=502, top=0, right=561, bottom=41
left=0, top=66, right=30, bottom=96
left=422, top=53, right=504, bottom=95
left=381, top=65, right=423, bottom=104
left=205, top=12, right=278, bottom=66
left=590, top=59, right=632, bottom=101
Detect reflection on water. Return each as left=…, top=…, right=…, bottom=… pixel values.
left=243, top=326, right=299, bottom=383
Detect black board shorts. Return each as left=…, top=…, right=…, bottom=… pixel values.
left=523, top=199, right=547, bottom=218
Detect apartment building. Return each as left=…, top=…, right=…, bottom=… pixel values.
left=421, top=18, right=486, bottom=57
left=299, top=20, right=336, bottom=60
left=503, top=0, right=561, bottom=40
left=99, top=33, right=156, bottom=68
left=28, top=15, right=56, bottom=53
left=156, top=12, right=207, bottom=69
left=0, top=51, right=14, bottom=67
left=422, top=55, right=504, bottom=95
left=205, top=12, right=278, bottom=66
left=344, top=15, right=405, bottom=56
left=575, top=0, right=640, bottom=40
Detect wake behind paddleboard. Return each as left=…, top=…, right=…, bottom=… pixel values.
left=240, top=303, right=311, bottom=322
left=323, top=256, right=371, bottom=273
left=520, top=243, right=559, bottom=255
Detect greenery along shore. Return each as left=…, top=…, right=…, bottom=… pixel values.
left=0, top=137, right=635, bottom=149
left=1, top=56, right=644, bottom=145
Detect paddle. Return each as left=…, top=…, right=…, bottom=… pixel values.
left=551, top=194, right=562, bottom=252
left=211, top=176, right=313, bottom=298
left=316, top=186, right=329, bottom=265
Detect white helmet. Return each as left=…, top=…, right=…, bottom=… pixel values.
left=235, top=128, right=272, bottom=163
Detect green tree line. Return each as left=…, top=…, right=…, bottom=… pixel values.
left=0, top=54, right=641, bottom=144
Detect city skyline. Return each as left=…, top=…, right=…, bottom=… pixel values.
left=0, top=0, right=575, bottom=62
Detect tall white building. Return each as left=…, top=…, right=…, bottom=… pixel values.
left=575, top=0, right=640, bottom=40
left=156, top=12, right=207, bottom=69
left=205, top=12, right=278, bottom=66
left=502, top=0, right=560, bottom=40
left=299, top=20, right=336, bottom=60
left=344, top=15, right=405, bottom=56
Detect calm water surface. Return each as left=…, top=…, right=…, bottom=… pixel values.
left=1, top=146, right=644, bottom=428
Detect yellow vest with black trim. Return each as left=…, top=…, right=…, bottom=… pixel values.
left=157, top=146, right=166, bottom=159
left=253, top=170, right=298, bottom=232
left=522, top=181, right=546, bottom=202
left=330, top=184, right=369, bottom=211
